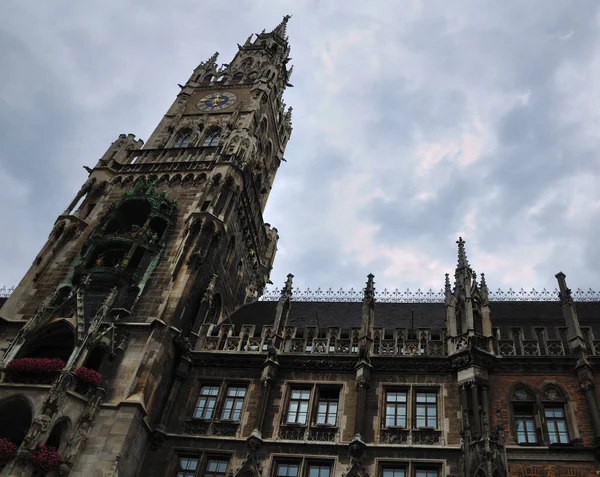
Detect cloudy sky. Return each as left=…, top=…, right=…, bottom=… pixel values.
left=2, top=0, right=600, bottom=296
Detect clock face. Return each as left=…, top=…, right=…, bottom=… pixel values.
left=197, top=92, right=237, bottom=111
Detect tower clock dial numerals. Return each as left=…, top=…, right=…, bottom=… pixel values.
left=197, top=92, right=237, bottom=111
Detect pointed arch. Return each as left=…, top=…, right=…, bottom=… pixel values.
left=232, top=72, right=244, bottom=84
left=45, top=417, right=70, bottom=451
left=203, top=128, right=221, bottom=147
left=17, top=320, right=75, bottom=362
left=173, top=129, right=193, bottom=148
left=0, top=395, right=34, bottom=445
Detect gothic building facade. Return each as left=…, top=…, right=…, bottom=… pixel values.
left=0, top=17, right=600, bottom=477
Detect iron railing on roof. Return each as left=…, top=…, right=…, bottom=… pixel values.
left=0, top=286, right=14, bottom=298
left=260, top=287, right=600, bottom=303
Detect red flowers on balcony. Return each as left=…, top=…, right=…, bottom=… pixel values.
left=0, top=438, right=17, bottom=461
left=74, top=367, right=103, bottom=386
left=6, top=358, right=65, bottom=374
left=31, top=445, right=62, bottom=471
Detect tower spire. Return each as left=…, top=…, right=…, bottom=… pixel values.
left=271, top=14, right=291, bottom=39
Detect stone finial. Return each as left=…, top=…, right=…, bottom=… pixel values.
left=202, top=274, right=218, bottom=303
left=244, top=33, right=254, bottom=46
left=480, top=273, right=488, bottom=292
left=281, top=273, right=294, bottom=300
left=364, top=274, right=375, bottom=302
left=456, top=236, right=470, bottom=270
left=199, top=51, right=219, bottom=69
left=444, top=273, right=451, bottom=296
left=555, top=271, right=573, bottom=304
left=284, top=106, right=293, bottom=127
left=271, top=14, right=292, bottom=39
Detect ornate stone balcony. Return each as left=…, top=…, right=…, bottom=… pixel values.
left=181, top=419, right=239, bottom=437
left=380, top=427, right=442, bottom=446
left=277, top=424, right=339, bottom=442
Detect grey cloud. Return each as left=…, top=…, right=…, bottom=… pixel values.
left=2, top=0, right=600, bottom=295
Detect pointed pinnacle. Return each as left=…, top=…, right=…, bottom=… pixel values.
left=281, top=273, right=294, bottom=299
left=480, top=273, right=488, bottom=290
left=206, top=51, right=219, bottom=67
left=272, top=14, right=292, bottom=39
left=445, top=273, right=451, bottom=294
left=364, top=273, right=375, bottom=301
left=456, top=237, right=470, bottom=270
left=244, top=33, right=254, bottom=46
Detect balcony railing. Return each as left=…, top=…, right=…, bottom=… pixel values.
left=380, top=428, right=442, bottom=445
left=181, top=419, right=239, bottom=437
left=277, top=424, right=339, bottom=442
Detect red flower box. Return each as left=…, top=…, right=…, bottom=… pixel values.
left=74, top=367, right=103, bottom=386
left=31, top=445, right=62, bottom=471
left=6, top=358, right=65, bottom=374
left=0, top=438, right=17, bottom=461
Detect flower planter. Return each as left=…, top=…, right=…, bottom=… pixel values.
left=0, top=438, right=17, bottom=462
left=31, top=445, right=62, bottom=472
left=4, top=358, right=65, bottom=385
left=74, top=367, right=102, bottom=395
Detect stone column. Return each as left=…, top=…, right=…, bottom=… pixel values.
left=471, top=382, right=481, bottom=437
left=481, top=384, right=490, bottom=437
left=581, top=380, right=600, bottom=443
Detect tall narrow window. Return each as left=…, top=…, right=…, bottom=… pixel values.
left=382, top=468, right=405, bottom=477
left=204, top=459, right=228, bottom=477
left=176, top=457, right=199, bottom=477
left=276, top=463, right=299, bottom=477
left=415, top=392, right=437, bottom=428
left=194, top=385, right=219, bottom=419
left=514, top=404, right=537, bottom=443
left=316, top=389, right=339, bottom=425
left=545, top=406, right=569, bottom=444
left=287, top=389, right=311, bottom=424
left=221, top=386, right=246, bottom=421
left=203, top=129, right=221, bottom=147
left=385, top=391, right=407, bottom=427
left=174, top=131, right=192, bottom=148
left=307, top=464, right=330, bottom=477
left=415, top=469, right=438, bottom=477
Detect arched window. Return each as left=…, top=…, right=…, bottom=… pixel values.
left=206, top=294, right=221, bottom=325
left=225, top=236, right=235, bottom=268
left=17, top=321, right=75, bottom=362
left=232, top=72, right=244, bottom=84
left=83, top=345, right=107, bottom=372
left=511, top=385, right=538, bottom=444
left=541, top=384, right=569, bottom=444
left=203, top=129, right=221, bottom=147
left=0, top=396, right=33, bottom=446
left=173, top=130, right=192, bottom=148
left=45, top=418, right=69, bottom=451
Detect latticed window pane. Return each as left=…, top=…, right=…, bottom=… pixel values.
left=415, top=470, right=438, bottom=477
left=316, top=389, right=339, bottom=425
left=287, top=389, right=311, bottom=424
left=177, top=457, right=199, bottom=477
left=416, top=392, right=437, bottom=428
left=194, top=385, right=219, bottom=419
left=382, top=468, right=405, bottom=477
left=385, top=391, right=407, bottom=427
left=204, top=459, right=228, bottom=477
left=545, top=406, right=569, bottom=444
left=514, top=403, right=537, bottom=443
left=203, top=131, right=221, bottom=147
left=276, top=463, right=300, bottom=477
left=221, top=386, right=246, bottom=421
left=308, top=465, right=330, bottom=477
left=174, top=132, right=191, bottom=148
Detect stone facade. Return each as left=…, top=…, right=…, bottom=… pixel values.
left=1, top=16, right=600, bottom=477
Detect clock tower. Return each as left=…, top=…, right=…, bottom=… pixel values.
left=0, top=17, right=293, bottom=477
